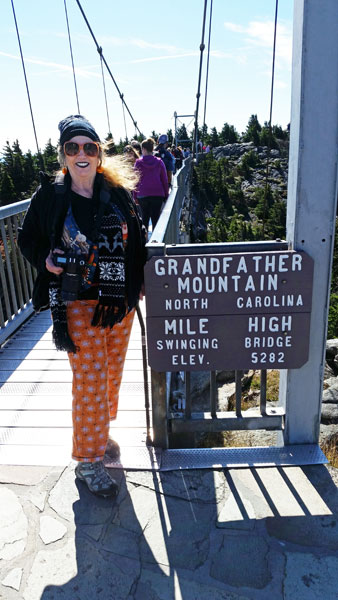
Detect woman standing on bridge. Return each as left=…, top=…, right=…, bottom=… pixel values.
left=18, top=115, right=146, bottom=497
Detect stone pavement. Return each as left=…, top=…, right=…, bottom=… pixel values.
left=1, top=461, right=338, bottom=600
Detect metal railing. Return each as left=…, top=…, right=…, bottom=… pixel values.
left=0, top=199, right=36, bottom=346
left=146, top=159, right=288, bottom=449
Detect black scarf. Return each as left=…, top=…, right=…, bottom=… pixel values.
left=49, top=203, right=127, bottom=353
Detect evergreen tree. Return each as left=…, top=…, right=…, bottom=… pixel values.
left=0, top=171, right=17, bottom=206
left=229, top=183, right=248, bottom=217
left=243, top=114, right=261, bottom=145
left=219, top=122, right=239, bottom=145
left=228, top=213, right=247, bottom=242
left=206, top=199, right=228, bottom=243
left=238, top=150, right=259, bottom=179
left=42, top=139, right=58, bottom=173
left=272, top=124, right=288, bottom=141
left=259, top=124, right=279, bottom=149
left=254, top=185, right=274, bottom=225
left=2, top=142, right=14, bottom=175
left=12, top=152, right=26, bottom=196
left=201, top=123, right=208, bottom=144
left=210, top=126, right=220, bottom=147
left=176, top=124, right=189, bottom=144
left=23, top=150, right=39, bottom=194
left=266, top=199, right=286, bottom=238
left=167, top=128, right=173, bottom=145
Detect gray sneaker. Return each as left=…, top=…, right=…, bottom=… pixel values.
left=75, top=461, right=119, bottom=497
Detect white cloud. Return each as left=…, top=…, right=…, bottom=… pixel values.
left=0, top=51, right=101, bottom=79
left=224, top=22, right=245, bottom=34
left=130, top=52, right=198, bottom=64
left=224, top=20, right=292, bottom=66
left=130, top=39, right=182, bottom=53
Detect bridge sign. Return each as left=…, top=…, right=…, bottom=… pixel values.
left=144, top=251, right=314, bottom=371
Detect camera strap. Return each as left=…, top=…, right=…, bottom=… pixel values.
left=52, top=172, right=114, bottom=246
left=51, top=172, right=70, bottom=251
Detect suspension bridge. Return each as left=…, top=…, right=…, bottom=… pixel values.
left=0, top=2, right=338, bottom=598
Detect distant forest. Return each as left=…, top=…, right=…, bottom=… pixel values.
left=0, top=114, right=286, bottom=207
left=1, top=114, right=337, bottom=338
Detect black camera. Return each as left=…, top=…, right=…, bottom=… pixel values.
left=53, top=252, right=86, bottom=301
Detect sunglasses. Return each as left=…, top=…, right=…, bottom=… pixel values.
left=64, top=141, right=100, bottom=157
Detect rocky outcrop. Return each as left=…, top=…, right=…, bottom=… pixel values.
left=213, top=142, right=288, bottom=201
left=213, top=142, right=281, bottom=160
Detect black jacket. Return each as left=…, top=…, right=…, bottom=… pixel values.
left=18, top=172, right=146, bottom=312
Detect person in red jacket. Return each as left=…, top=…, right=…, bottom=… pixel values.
left=134, top=138, right=169, bottom=233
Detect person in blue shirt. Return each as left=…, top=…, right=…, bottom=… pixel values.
left=154, top=134, right=175, bottom=186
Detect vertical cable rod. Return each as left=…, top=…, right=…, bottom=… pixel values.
left=99, top=51, right=111, bottom=134
left=64, top=0, right=81, bottom=114
left=10, top=0, right=41, bottom=158
left=202, top=0, right=213, bottom=143
left=193, top=0, right=208, bottom=158
left=185, top=372, right=191, bottom=419
left=263, top=0, right=279, bottom=236
left=121, top=95, right=128, bottom=142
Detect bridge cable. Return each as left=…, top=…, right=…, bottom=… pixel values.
left=64, top=0, right=80, bottom=114
left=193, top=0, right=208, bottom=157
left=99, top=50, right=111, bottom=135
left=10, top=0, right=42, bottom=162
left=202, top=0, right=213, bottom=144
left=121, top=95, right=128, bottom=141
left=263, top=0, right=279, bottom=237
left=75, top=0, right=142, bottom=137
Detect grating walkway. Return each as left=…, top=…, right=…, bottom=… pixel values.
left=0, top=305, right=152, bottom=467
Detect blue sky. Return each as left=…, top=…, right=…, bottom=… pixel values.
left=0, top=0, right=293, bottom=152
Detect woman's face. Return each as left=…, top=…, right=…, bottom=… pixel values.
left=64, top=135, right=100, bottom=183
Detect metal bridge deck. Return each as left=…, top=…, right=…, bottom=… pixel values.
left=0, top=307, right=151, bottom=467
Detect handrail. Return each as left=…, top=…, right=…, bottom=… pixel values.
left=148, top=157, right=192, bottom=247
left=0, top=198, right=35, bottom=345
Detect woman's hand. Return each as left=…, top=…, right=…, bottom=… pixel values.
left=45, top=249, right=64, bottom=276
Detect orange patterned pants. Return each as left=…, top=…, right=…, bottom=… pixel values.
left=66, top=300, right=134, bottom=463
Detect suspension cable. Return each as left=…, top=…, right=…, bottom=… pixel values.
left=202, top=0, right=213, bottom=143
left=121, top=95, right=128, bottom=141
left=263, top=0, right=279, bottom=237
left=64, top=0, right=80, bottom=114
left=99, top=49, right=111, bottom=135
left=193, top=0, right=208, bottom=158
left=10, top=0, right=41, bottom=159
left=75, top=0, right=142, bottom=137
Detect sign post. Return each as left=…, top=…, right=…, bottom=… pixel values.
left=279, top=0, right=338, bottom=445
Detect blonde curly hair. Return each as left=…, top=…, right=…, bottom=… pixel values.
left=57, top=140, right=139, bottom=192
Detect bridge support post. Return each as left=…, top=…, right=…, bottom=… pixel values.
left=151, top=370, right=168, bottom=448
left=279, top=0, right=338, bottom=445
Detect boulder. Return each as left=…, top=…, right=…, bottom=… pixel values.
left=322, top=382, right=338, bottom=404
left=321, top=403, right=338, bottom=424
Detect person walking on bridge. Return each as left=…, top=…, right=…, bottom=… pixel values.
left=18, top=115, right=146, bottom=497
left=154, top=134, right=175, bottom=186
left=134, top=137, right=169, bottom=234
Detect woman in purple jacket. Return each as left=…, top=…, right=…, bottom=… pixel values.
left=134, top=138, right=169, bottom=233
